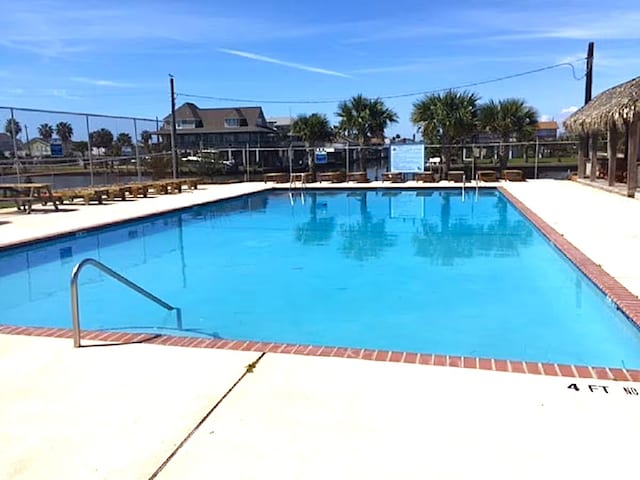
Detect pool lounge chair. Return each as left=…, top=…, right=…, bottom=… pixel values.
left=503, top=169, right=525, bottom=181
left=477, top=170, right=498, bottom=182
left=382, top=172, right=403, bottom=183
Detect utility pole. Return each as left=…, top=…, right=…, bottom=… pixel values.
left=584, top=42, right=594, bottom=104
left=578, top=42, right=594, bottom=178
left=169, top=74, right=178, bottom=179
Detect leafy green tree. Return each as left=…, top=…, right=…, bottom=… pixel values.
left=478, top=98, right=538, bottom=169
left=38, top=123, right=54, bottom=142
left=336, top=94, right=398, bottom=172
left=291, top=113, right=333, bottom=176
left=89, top=128, right=114, bottom=153
left=411, top=90, right=479, bottom=177
left=4, top=118, right=22, bottom=139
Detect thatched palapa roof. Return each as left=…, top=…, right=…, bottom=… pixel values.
left=564, top=75, right=640, bottom=134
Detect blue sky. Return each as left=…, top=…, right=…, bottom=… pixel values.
left=1, top=0, right=639, bottom=139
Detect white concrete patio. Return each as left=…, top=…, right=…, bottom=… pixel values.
left=1, top=179, right=640, bottom=479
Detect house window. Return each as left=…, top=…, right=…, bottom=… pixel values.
left=224, top=118, right=248, bottom=128
left=177, top=119, right=196, bottom=129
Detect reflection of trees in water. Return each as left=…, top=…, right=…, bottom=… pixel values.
left=295, top=193, right=336, bottom=245
left=412, top=193, right=533, bottom=265
left=340, top=191, right=397, bottom=261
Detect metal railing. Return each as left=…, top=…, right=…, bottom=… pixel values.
left=70, top=258, right=182, bottom=347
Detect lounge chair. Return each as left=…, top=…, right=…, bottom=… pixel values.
left=477, top=170, right=498, bottom=182
left=317, top=172, right=345, bottom=183
left=347, top=172, right=368, bottom=183
left=503, top=170, right=525, bottom=181
left=382, top=172, right=403, bottom=183
left=415, top=172, right=436, bottom=183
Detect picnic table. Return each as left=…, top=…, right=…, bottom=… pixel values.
left=0, top=183, right=59, bottom=213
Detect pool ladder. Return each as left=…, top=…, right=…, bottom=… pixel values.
left=70, top=258, right=182, bottom=347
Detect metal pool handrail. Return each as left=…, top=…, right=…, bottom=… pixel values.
left=70, top=258, right=182, bottom=347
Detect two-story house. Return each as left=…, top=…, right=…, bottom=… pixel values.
left=26, top=138, right=51, bottom=158
left=535, top=121, right=559, bottom=140
left=159, top=103, right=280, bottom=164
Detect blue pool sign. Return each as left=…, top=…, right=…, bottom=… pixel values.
left=315, top=149, right=328, bottom=164
left=390, top=144, right=425, bottom=172
left=50, top=141, right=63, bottom=157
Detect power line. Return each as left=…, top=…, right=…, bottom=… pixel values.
left=176, top=59, right=587, bottom=105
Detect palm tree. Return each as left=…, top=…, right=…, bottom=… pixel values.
left=55, top=121, right=74, bottom=154
left=89, top=128, right=114, bottom=153
left=38, top=123, right=54, bottom=142
left=4, top=118, right=22, bottom=139
left=336, top=94, right=398, bottom=172
left=478, top=98, right=538, bottom=169
left=290, top=113, right=333, bottom=177
left=410, top=90, right=479, bottom=178
left=116, top=132, right=133, bottom=146
left=140, top=130, right=152, bottom=153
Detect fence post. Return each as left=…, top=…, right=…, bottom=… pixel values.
left=85, top=115, right=94, bottom=186
left=133, top=118, right=141, bottom=182
left=9, top=108, right=20, bottom=183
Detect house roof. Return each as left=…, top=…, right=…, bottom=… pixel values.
left=27, top=137, right=49, bottom=146
left=564, top=75, right=640, bottom=134
left=161, top=103, right=277, bottom=134
left=536, top=121, right=558, bottom=130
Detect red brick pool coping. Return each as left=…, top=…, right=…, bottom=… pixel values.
left=1, top=185, right=639, bottom=382
left=1, top=324, right=639, bottom=381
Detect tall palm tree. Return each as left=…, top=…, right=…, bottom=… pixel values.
left=89, top=128, right=114, bottom=153
left=140, top=130, right=152, bottom=153
left=336, top=94, right=398, bottom=172
left=38, top=123, right=54, bottom=142
left=4, top=118, right=22, bottom=139
left=290, top=113, right=333, bottom=176
left=116, top=132, right=133, bottom=146
left=410, top=90, right=479, bottom=178
left=478, top=98, right=538, bottom=169
left=55, top=121, right=74, bottom=154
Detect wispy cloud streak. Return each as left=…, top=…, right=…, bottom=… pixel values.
left=70, top=77, right=135, bottom=88
left=218, top=48, right=352, bottom=78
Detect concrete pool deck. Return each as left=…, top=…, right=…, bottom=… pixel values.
left=1, top=179, right=640, bottom=479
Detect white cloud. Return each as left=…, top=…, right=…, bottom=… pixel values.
left=70, top=77, right=135, bottom=88
left=218, top=48, right=352, bottom=78
left=560, top=106, right=579, bottom=114
left=539, top=114, right=553, bottom=122
left=48, top=89, right=81, bottom=100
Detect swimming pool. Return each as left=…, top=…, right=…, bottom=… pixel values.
left=1, top=188, right=639, bottom=368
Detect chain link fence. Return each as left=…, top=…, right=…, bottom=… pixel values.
left=180, top=139, right=580, bottom=182
left=0, top=104, right=582, bottom=187
left=0, top=106, right=172, bottom=189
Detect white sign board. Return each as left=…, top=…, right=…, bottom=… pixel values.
left=390, top=144, right=424, bottom=172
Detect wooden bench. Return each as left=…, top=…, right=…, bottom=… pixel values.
left=477, top=170, right=498, bottom=182
left=317, top=172, right=345, bottom=183
left=447, top=171, right=465, bottom=182
left=503, top=169, right=525, bottom=181
left=382, top=172, right=403, bottom=183
left=264, top=173, right=289, bottom=183
left=415, top=172, right=436, bottom=183
left=107, top=185, right=132, bottom=201
left=347, top=172, right=368, bottom=183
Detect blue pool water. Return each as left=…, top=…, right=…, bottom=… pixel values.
left=1, top=188, right=640, bottom=368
